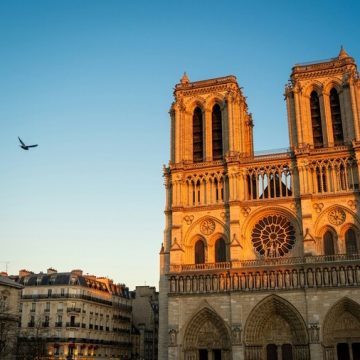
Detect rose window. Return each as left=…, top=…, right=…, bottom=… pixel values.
left=251, top=215, right=296, bottom=257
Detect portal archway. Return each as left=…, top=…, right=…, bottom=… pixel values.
left=323, top=297, right=360, bottom=359
left=183, top=307, right=231, bottom=360
left=244, top=295, right=309, bottom=360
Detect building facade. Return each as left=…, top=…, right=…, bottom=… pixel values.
left=0, top=274, right=23, bottom=360
left=131, top=286, right=159, bottom=359
left=18, top=268, right=132, bottom=359
left=159, top=48, right=360, bottom=360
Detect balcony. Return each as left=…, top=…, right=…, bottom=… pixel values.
left=170, top=254, right=360, bottom=273
left=55, top=322, right=63, bottom=327
left=66, top=322, right=80, bottom=328
left=42, top=322, right=49, bottom=327
left=28, top=322, right=35, bottom=327
left=67, top=307, right=81, bottom=313
left=168, top=254, right=360, bottom=295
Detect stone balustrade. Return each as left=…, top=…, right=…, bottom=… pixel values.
left=168, top=254, right=360, bottom=294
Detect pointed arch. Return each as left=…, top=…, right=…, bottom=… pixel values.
left=329, top=87, right=344, bottom=145
left=183, top=307, right=231, bottom=356
left=212, top=103, right=223, bottom=160
left=324, top=230, right=335, bottom=256
left=323, top=297, right=360, bottom=346
left=215, top=238, right=226, bottom=263
left=244, top=295, right=309, bottom=346
left=310, top=90, right=324, bottom=148
left=193, top=107, right=204, bottom=162
left=195, top=239, right=205, bottom=264
left=345, top=228, right=358, bottom=255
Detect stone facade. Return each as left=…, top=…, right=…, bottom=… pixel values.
left=159, top=49, right=360, bottom=360
left=131, top=286, right=159, bottom=359
left=17, top=268, right=132, bottom=359
left=0, top=274, right=23, bottom=360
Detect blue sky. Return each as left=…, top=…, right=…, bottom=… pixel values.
left=1, top=0, right=360, bottom=289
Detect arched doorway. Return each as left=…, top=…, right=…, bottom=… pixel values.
left=323, top=297, right=360, bottom=360
left=243, top=295, right=309, bottom=360
left=183, top=307, right=231, bottom=360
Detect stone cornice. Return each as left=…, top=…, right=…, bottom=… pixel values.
left=291, top=56, right=356, bottom=80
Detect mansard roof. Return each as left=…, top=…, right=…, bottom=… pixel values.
left=18, top=271, right=130, bottom=298
left=0, top=275, right=23, bottom=289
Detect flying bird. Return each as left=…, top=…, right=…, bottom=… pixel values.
left=18, top=137, right=38, bottom=150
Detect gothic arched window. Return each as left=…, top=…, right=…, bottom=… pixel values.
left=345, top=228, right=358, bottom=255
left=193, top=107, right=203, bottom=162
left=330, top=88, right=344, bottom=145
left=212, top=104, right=223, bottom=160
left=310, top=91, right=324, bottom=148
left=195, top=240, right=205, bottom=264
left=215, top=238, right=226, bottom=263
left=324, top=231, right=335, bottom=256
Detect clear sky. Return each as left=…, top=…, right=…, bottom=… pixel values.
left=1, top=0, right=360, bottom=289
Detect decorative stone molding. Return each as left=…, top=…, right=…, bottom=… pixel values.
left=220, top=212, right=228, bottom=221
left=308, top=323, right=320, bottom=343
left=200, top=218, right=216, bottom=235
left=168, top=329, right=177, bottom=346
left=348, top=200, right=358, bottom=210
left=290, top=201, right=300, bottom=212
left=313, top=203, right=324, bottom=213
left=241, top=207, right=251, bottom=217
left=303, top=228, right=315, bottom=243
left=231, top=325, right=242, bottom=345
left=184, top=215, right=194, bottom=225
left=169, top=258, right=360, bottom=294
left=251, top=215, right=296, bottom=258
left=328, top=208, right=346, bottom=226
left=230, top=234, right=242, bottom=248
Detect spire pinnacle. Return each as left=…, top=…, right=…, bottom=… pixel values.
left=338, top=45, right=349, bottom=59
left=180, top=72, right=190, bottom=85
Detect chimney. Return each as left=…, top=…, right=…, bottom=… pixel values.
left=19, top=269, right=32, bottom=277
left=47, top=268, right=57, bottom=275
left=71, top=269, right=83, bottom=276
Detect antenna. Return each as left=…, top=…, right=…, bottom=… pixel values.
left=0, top=261, right=10, bottom=273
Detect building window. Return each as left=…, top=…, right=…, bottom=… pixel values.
left=212, top=104, right=223, bottom=160
left=310, top=91, right=324, bottom=148
left=330, top=88, right=344, bottom=145
left=47, top=289, right=52, bottom=297
left=215, top=238, right=226, bottom=263
left=345, top=229, right=358, bottom=255
left=195, top=240, right=205, bottom=264
left=266, top=344, right=277, bottom=360
left=252, top=215, right=296, bottom=258
left=324, top=231, right=335, bottom=256
left=193, top=107, right=203, bottom=162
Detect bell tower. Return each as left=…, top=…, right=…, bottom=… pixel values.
left=285, top=47, right=360, bottom=149
left=159, top=74, right=253, bottom=358
left=170, top=73, right=253, bottom=164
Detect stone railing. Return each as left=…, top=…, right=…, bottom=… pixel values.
left=169, top=254, right=360, bottom=273
left=168, top=255, right=360, bottom=294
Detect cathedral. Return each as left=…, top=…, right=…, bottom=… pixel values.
left=158, top=48, right=360, bottom=360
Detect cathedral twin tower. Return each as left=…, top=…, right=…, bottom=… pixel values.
left=159, top=49, right=360, bottom=360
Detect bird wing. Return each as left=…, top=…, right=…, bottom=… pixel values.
left=27, top=144, right=38, bottom=148
left=18, top=137, right=26, bottom=146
